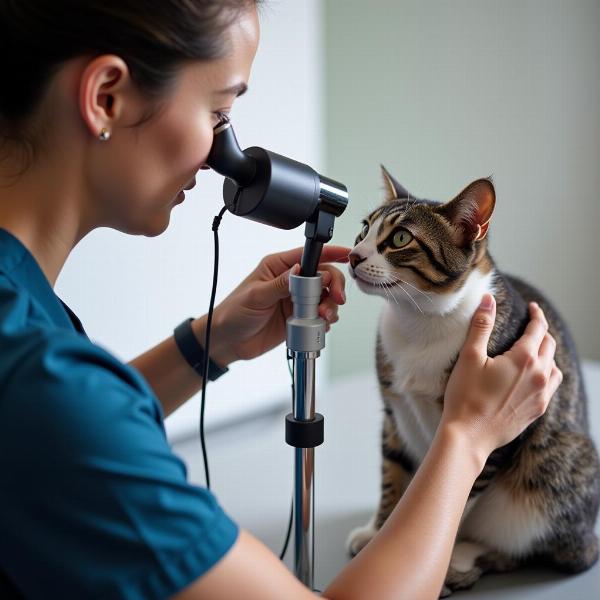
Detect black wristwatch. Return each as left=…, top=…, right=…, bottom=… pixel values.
left=173, top=318, right=229, bottom=381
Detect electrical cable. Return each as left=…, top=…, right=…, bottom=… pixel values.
left=279, top=497, right=293, bottom=561
left=199, top=204, right=228, bottom=490
left=200, top=204, right=296, bottom=563
left=279, top=349, right=295, bottom=561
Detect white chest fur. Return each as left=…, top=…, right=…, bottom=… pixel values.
left=379, top=269, right=495, bottom=464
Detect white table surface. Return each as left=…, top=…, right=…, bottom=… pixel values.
left=173, top=361, right=600, bottom=598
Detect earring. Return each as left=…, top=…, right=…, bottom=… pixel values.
left=99, top=128, right=111, bottom=141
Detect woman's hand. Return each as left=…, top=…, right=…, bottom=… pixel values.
left=441, top=293, right=563, bottom=468
left=209, top=245, right=351, bottom=364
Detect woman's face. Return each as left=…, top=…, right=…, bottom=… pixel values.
left=85, top=7, right=260, bottom=237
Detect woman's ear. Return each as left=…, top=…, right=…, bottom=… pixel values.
left=435, top=177, right=496, bottom=246
left=380, top=164, right=412, bottom=203
left=78, top=54, right=131, bottom=140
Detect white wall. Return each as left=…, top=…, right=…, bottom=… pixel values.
left=55, top=0, right=326, bottom=441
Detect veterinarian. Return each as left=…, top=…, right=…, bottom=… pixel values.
left=0, top=1, right=562, bottom=598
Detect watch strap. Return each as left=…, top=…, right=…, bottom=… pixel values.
left=174, top=317, right=229, bottom=381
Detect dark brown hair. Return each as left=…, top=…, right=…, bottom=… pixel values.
left=0, top=0, right=258, bottom=150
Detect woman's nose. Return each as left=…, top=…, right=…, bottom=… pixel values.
left=349, top=252, right=366, bottom=270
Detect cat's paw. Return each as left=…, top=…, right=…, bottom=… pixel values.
left=443, top=564, right=482, bottom=594
left=346, top=517, right=377, bottom=557
left=439, top=584, right=453, bottom=598
left=443, top=541, right=487, bottom=593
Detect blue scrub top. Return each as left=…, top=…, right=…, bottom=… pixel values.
left=0, top=228, right=238, bottom=599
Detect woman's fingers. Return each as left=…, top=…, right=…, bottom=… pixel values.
left=530, top=363, right=563, bottom=422
left=512, top=302, right=549, bottom=359
left=538, top=332, right=556, bottom=374
left=319, top=245, right=352, bottom=264
left=261, top=247, right=349, bottom=326
left=461, top=293, right=497, bottom=361
left=317, top=270, right=343, bottom=323
left=265, top=245, right=352, bottom=275
left=318, top=296, right=340, bottom=323
left=548, top=364, right=563, bottom=396
left=262, top=247, right=348, bottom=307
left=318, top=265, right=346, bottom=305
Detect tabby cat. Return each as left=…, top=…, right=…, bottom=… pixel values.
left=346, top=166, right=600, bottom=596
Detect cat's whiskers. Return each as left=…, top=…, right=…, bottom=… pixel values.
left=368, top=268, right=424, bottom=314
left=375, top=279, right=393, bottom=304
left=387, top=274, right=433, bottom=303
left=392, top=280, right=425, bottom=315
left=356, top=267, right=426, bottom=314
left=381, top=280, right=399, bottom=306
left=376, top=279, right=396, bottom=305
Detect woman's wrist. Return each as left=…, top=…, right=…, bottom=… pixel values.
left=191, top=312, right=238, bottom=370
left=436, top=420, right=489, bottom=478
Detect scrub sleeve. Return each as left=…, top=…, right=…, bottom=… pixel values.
left=0, top=228, right=238, bottom=599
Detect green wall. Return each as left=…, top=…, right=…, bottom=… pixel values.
left=324, top=0, right=600, bottom=380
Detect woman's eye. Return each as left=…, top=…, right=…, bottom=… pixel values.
left=361, top=223, right=369, bottom=238
left=212, top=111, right=230, bottom=127
left=391, top=230, right=413, bottom=248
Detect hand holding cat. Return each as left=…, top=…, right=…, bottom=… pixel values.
left=208, top=245, right=350, bottom=364
left=441, top=293, right=563, bottom=469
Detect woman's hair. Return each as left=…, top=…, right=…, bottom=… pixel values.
left=0, top=0, right=258, bottom=152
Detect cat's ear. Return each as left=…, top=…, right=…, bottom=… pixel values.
left=436, top=177, right=496, bottom=246
left=381, top=164, right=411, bottom=203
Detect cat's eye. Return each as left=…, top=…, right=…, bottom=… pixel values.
left=391, top=230, right=413, bottom=248
left=361, top=223, right=369, bottom=238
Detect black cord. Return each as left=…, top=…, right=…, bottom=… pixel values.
left=201, top=205, right=296, bottom=564
left=199, top=204, right=228, bottom=490
left=279, top=496, right=293, bottom=561
left=279, top=350, right=295, bottom=560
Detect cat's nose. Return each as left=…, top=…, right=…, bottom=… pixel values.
left=349, top=252, right=366, bottom=270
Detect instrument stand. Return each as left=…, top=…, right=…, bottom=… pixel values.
left=285, top=272, right=326, bottom=589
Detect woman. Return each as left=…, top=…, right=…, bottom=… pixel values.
left=0, top=1, right=562, bottom=598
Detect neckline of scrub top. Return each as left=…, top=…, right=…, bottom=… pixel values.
left=0, top=227, right=87, bottom=336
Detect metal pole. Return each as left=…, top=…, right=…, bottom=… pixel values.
left=286, top=274, right=326, bottom=589
left=292, top=351, right=318, bottom=587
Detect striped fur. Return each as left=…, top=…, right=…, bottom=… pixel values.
left=346, top=169, right=600, bottom=595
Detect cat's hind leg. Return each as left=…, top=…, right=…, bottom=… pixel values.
left=441, top=541, right=488, bottom=597
left=543, top=432, right=600, bottom=573
left=546, top=528, right=599, bottom=574
left=520, top=430, right=600, bottom=574
left=441, top=542, right=520, bottom=597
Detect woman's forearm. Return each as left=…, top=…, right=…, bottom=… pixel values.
left=323, top=424, right=485, bottom=600
left=128, top=314, right=236, bottom=417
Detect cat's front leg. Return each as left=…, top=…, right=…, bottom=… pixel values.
left=347, top=413, right=413, bottom=557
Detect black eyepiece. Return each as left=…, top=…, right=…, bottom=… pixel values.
left=206, top=116, right=348, bottom=275
left=206, top=119, right=256, bottom=187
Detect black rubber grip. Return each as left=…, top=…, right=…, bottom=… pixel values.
left=285, top=413, right=324, bottom=448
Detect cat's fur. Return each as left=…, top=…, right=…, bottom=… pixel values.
left=346, top=166, right=600, bottom=596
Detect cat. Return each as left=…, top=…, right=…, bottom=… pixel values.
left=345, top=166, right=600, bottom=596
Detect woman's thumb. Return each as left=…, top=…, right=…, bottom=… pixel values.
left=271, top=263, right=301, bottom=300
left=463, top=293, right=496, bottom=360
